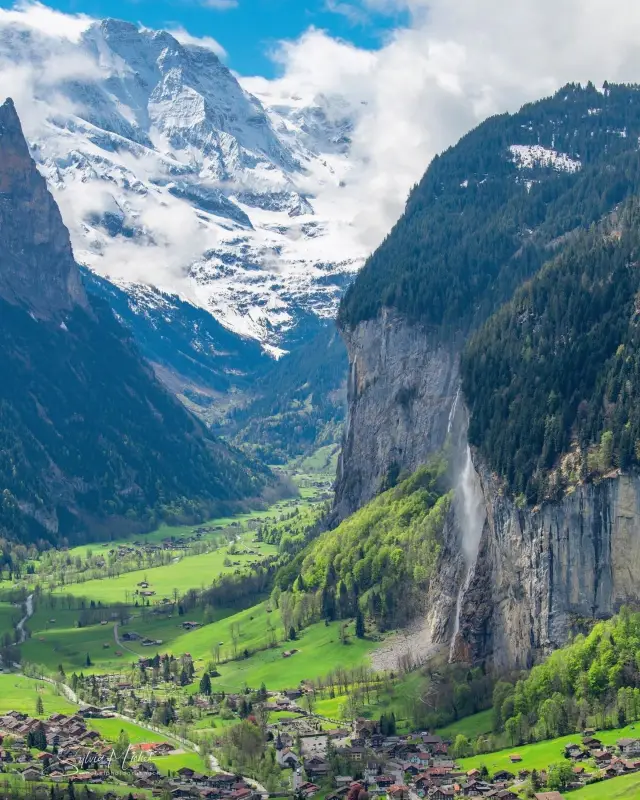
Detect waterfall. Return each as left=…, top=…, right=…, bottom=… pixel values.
left=447, top=386, right=461, bottom=435
left=449, top=444, right=486, bottom=662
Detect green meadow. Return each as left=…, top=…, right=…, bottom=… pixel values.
left=460, top=722, right=640, bottom=777
left=0, top=674, right=77, bottom=717
left=570, top=772, right=640, bottom=799
left=54, top=534, right=278, bottom=606
left=436, top=709, right=493, bottom=740
left=21, top=607, right=128, bottom=674
left=119, top=601, right=378, bottom=690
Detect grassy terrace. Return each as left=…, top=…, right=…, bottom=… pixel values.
left=570, top=772, right=640, bottom=798
left=53, top=531, right=278, bottom=605
left=459, top=722, right=640, bottom=776
left=0, top=674, right=77, bottom=717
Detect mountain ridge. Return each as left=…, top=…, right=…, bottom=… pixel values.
left=0, top=97, right=270, bottom=545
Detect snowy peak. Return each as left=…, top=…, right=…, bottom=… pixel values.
left=0, top=12, right=364, bottom=346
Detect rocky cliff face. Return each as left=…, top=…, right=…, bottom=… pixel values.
left=0, top=98, right=87, bottom=319
left=452, top=461, right=640, bottom=670
left=334, top=311, right=460, bottom=521
left=337, top=312, right=640, bottom=672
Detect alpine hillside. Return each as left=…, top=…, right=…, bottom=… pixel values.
left=0, top=97, right=269, bottom=546
left=334, top=82, right=640, bottom=671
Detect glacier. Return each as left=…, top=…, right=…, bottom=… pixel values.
left=0, top=15, right=366, bottom=347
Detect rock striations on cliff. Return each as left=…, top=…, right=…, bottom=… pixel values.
left=335, top=82, right=640, bottom=671
left=0, top=99, right=88, bottom=318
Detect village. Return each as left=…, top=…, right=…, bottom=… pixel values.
left=0, top=708, right=262, bottom=799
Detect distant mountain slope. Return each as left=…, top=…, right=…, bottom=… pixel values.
left=0, top=14, right=363, bottom=347
left=0, top=98, right=269, bottom=545
left=340, top=82, right=640, bottom=333
left=83, top=271, right=269, bottom=395
left=222, top=323, right=348, bottom=463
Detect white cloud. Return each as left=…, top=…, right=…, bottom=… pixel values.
left=257, top=0, right=640, bottom=254
left=167, top=25, right=227, bottom=59
left=0, top=0, right=93, bottom=40
left=201, top=0, right=238, bottom=9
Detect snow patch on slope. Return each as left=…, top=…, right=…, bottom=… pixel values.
left=509, top=144, right=582, bottom=173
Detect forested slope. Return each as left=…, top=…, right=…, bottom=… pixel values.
left=340, top=82, right=640, bottom=334
left=274, top=459, right=451, bottom=630
left=462, top=200, right=640, bottom=503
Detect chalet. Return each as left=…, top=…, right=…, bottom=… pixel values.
left=508, top=753, right=522, bottom=763
left=428, top=788, right=456, bottom=800
left=22, top=768, right=42, bottom=782
left=171, top=787, right=198, bottom=798
left=327, top=790, right=349, bottom=800
left=564, top=743, right=583, bottom=759
left=492, top=770, right=515, bottom=782
left=335, top=776, right=355, bottom=788
left=304, top=756, right=330, bottom=778
left=355, top=719, right=380, bottom=739
left=618, top=737, right=640, bottom=756
left=80, top=706, right=103, bottom=719
left=276, top=747, right=300, bottom=769
left=299, top=783, right=320, bottom=798
left=460, top=781, right=493, bottom=797
left=485, top=791, right=518, bottom=800
left=386, top=785, right=409, bottom=800
left=534, top=794, right=565, bottom=800
left=592, top=749, right=613, bottom=764
left=582, top=736, right=602, bottom=749
left=338, top=746, right=365, bottom=763
left=421, top=735, right=443, bottom=751
left=152, top=742, right=175, bottom=755
left=177, top=767, right=196, bottom=780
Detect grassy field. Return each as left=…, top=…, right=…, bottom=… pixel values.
left=460, top=723, right=640, bottom=776
left=0, top=674, right=77, bottom=717
left=437, top=709, right=493, bottom=740
left=0, top=601, right=19, bottom=641
left=196, top=615, right=378, bottom=691
left=570, top=772, right=640, bottom=798
left=54, top=533, right=278, bottom=606
left=21, top=607, right=130, bottom=674
left=88, top=717, right=166, bottom=744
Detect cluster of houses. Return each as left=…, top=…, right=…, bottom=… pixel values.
left=272, top=718, right=640, bottom=800
left=559, top=733, right=640, bottom=786
left=0, top=708, right=264, bottom=799
left=128, top=762, right=261, bottom=799
left=0, top=709, right=115, bottom=784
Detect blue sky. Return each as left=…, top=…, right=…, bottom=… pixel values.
left=0, top=0, right=409, bottom=76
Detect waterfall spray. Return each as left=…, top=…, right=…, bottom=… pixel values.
left=449, top=444, right=486, bottom=662
left=447, top=386, right=461, bottom=435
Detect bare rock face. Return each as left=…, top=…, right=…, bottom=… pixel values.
left=334, top=310, right=460, bottom=521
left=455, top=460, right=640, bottom=670
left=0, top=97, right=87, bottom=318
left=337, top=311, right=640, bottom=672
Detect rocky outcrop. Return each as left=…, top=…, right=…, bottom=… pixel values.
left=453, top=461, right=640, bottom=670
left=0, top=98, right=87, bottom=318
left=334, top=311, right=460, bottom=521
left=336, top=312, right=640, bottom=673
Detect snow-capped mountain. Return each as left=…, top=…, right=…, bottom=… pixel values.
left=0, top=15, right=365, bottom=347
